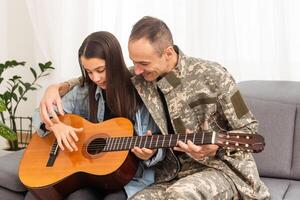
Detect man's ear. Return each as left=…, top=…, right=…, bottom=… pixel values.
left=164, top=46, right=175, bottom=60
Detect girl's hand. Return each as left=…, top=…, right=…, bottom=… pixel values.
left=49, top=121, right=83, bottom=152
left=131, top=130, right=157, bottom=160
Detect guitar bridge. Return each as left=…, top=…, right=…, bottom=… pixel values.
left=46, top=141, right=59, bottom=167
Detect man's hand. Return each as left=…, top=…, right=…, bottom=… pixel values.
left=174, top=141, right=218, bottom=160
left=174, top=127, right=218, bottom=160
left=39, top=83, right=65, bottom=127
left=131, top=130, right=157, bottom=160
left=49, top=121, right=83, bottom=152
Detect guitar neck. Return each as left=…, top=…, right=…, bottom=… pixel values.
left=102, top=132, right=215, bottom=152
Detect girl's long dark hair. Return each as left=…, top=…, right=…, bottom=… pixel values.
left=78, top=31, right=142, bottom=122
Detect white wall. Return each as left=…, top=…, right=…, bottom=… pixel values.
left=0, top=0, right=37, bottom=118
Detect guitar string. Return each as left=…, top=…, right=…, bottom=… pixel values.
left=84, top=138, right=212, bottom=148
left=81, top=137, right=253, bottom=145
left=83, top=139, right=253, bottom=150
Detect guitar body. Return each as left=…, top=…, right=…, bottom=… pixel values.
left=19, top=114, right=138, bottom=200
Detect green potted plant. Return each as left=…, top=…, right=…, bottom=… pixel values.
left=0, top=60, right=54, bottom=150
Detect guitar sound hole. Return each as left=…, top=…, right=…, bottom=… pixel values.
left=87, top=138, right=106, bottom=155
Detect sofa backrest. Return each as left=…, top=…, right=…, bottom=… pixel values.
left=238, top=81, right=300, bottom=180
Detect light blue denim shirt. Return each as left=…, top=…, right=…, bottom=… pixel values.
left=32, top=84, right=165, bottom=198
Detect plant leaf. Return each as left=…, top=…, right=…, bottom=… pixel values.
left=44, top=61, right=52, bottom=68
left=30, top=67, right=37, bottom=79
left=12, top=93, right=18, bottom=101
left=0, top=122, right=17, bottom=141
left=24, top=82, right=31, bottom=90
left=3, top=91, right=12, bottom=100
left=39, top=63, right=45, bottom=72
left=0, top=98, right=6, bottom=112
left=4, top=60, right=25, bottom=68
left=18, top=86, right=24, bottom=96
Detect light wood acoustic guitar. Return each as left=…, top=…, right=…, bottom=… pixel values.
left=19, top=114, right=265, bottom=200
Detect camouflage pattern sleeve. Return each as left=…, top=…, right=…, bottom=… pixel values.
left=217, top=70, right=258, bottom=133
left=60, top=76, right=82, bottom=97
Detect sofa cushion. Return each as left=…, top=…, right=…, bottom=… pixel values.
left=284, top=180, right=300, bottom=200
left=238, top=81, right=300, bottom=104
left=0, top=186, right=25, bottom=200
left=261, top=178, right=300, bottom=200
left=261, top=177, right=289, bottom=200
left=291, top=106, right=300, bottom=180
left=243, top=97, right=296, bottom=178
left=0, top=149, right=27, bottom=192
left=25, top=187, right=103, bottom=200
left=66, top=187, right=102, bottom=200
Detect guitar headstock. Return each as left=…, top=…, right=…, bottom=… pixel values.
left=216, top=131, right=265, bottom=153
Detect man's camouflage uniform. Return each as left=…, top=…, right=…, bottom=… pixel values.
left=129, top=46, right=270, bottom=200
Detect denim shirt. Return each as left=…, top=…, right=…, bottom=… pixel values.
left=32, top=84, right=165, bottom=198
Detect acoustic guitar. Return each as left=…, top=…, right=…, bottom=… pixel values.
left=19, top=114, right=265, bottom=200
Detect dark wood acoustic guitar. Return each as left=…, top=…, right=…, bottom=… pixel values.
left=19, top=114, right=265, bottom=200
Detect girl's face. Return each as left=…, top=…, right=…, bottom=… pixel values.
left=80, top=56, right=107, bottom=89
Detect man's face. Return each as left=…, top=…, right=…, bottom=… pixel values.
left=128, top=38, right=169, bottom=82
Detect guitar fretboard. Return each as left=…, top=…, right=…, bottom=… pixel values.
left=99, top=132, right=215, bottom=152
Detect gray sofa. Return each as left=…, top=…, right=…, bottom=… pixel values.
left=238, top=80, right=300, bottom=200
left=0, top=80, right=299, bottom=199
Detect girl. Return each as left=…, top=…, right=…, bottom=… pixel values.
left=33, top=31, right=164, bottom=200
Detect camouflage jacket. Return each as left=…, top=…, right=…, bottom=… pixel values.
left=130, top=46, right=270, bottom=199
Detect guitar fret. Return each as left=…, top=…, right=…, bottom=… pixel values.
left=110, top=138, right=113, bottom=150
left=134, top=136, right=137, bottom=147
left=169, top=134, right=172, bottom=147
left=109, top=138, right=113, bottom=151
left=149, top=136, right=153, bottom=149
left=120, top=137, right=125, bottom=150
left=162, top=135, right=165, bottom=147
left=120, top=137, right=124, bottom=150
left=155, top=135, right=159, bottom=148
left=129, top=137, right=133, bottom=149
left=139, top=136, right=142, bottom=147
left=125, top=137, right=129, bottom=150
left=193, top=133, right=196, bottom=144
left=111, top=138, right=116, bottom=151
left=116, top=138, right=120, bottom=150
left=115, top=137, right=119, bottom=150
left=135, top=136, right=138, bottom=147
left=169, top=135, right=176, bottom=147
left=106, top=138, right=110, bottom=151
left=201, top=133, right=204, bottom=144
left=117, top=137, right=120, bottom=150
left=184, top=134, right=187, bottom=143
left=144, top=136, right=148, bottom=148
left=103, top=138, right=108, bottom=151
left=118, top=137, right=121, bottom=150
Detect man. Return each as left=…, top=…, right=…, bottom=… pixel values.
left=40, top=16, right=270, bottom=199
